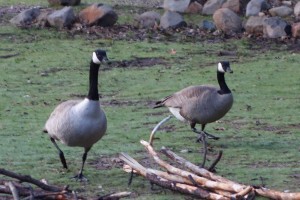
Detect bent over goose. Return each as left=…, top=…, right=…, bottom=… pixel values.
left=43, top=49, right=109, bottom=181
left=153, top=61, right=233, bottom=141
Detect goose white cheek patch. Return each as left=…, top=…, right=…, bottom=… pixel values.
left=218, top=62, right=225, bottom=73
left=92, top=52, right=101, bottom=64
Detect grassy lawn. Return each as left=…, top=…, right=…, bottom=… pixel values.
left=0, top=1, right=299, bottom=199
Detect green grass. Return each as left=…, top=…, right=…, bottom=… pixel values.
left=1, top=2, right=300, bottom=199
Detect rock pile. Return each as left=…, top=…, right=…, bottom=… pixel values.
left=9, top=0, right=300, bottom=39
left=10, top=3, right=118, bottom=29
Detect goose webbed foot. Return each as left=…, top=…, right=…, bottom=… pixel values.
left=192, top=128, right=220, bottom=141
left=72, top=172, right=88, bottom=182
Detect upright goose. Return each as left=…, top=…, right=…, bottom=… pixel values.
left=154, top=61, right=233, bottom=141
left=43, top=49, right=109, bottom=181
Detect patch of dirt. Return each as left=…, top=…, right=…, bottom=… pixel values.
left=251, top=122, right=300, bottom=134
left=90, top=154, right=124, bottom=170
left=104, top=57, right=168, bottom=70
left=101, top=99, right=155, bottom=107
left=248, top=160, right=300, bottom=169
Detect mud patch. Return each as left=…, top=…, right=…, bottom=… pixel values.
left=251, top=122, right=300, bottom=134
left=101, top=99, right=155, bottom=107
left=104, top=57, right=168, bottom=70
left=249, top=160, right=299, bottom=169
left=90, top=154, right=124, bottom=170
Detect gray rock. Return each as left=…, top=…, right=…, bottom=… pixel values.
left=244, top=16, right=267, bottom=35
left=199, top=20, right=216, bottom=32
left=36, top=9, right=54, bottom=27
left=213, top=8, right=242, bottom=34
left=246, top=0, right=270, bottom=17
left=48, top=0, right=80, bottom=6
left=135, top=11, right=160, bottom=29
left=160, top=11, right=186, bottom=29
left=79, top=4, right=118, bottom=27
left=185, top=1, right=203, bottom=14
left=294, top=2, right=300, bottom=17
left=47, top=6, right=75, bottom=29
left=163, top=0, right=190, bottom=13
left=10, top=7, right=40, bottom=27
left=269, top=6, right=293, bottom=17
left=263, top=17, right=289, bottom=38
left=202, top=0, right=226, bottom=15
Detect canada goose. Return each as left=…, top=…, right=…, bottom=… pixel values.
left=43, top=49, right=109, bottom=181
left=153, top=61, right=233, bottom=141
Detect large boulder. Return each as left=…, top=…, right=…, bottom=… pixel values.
left=79, top=4, right=118, bottom=27
left=160, top=11, right=186, bottom=29
left=246, top=0, right=270, bottom=17
left=213, top=8, right=242, bottom=34
left=269, top=6, right=293, bottom=17
left=48, top=0, right=80, bottom=6
left=292, top=23, right=300, bottom=38
left=294, top=2, right=300, bottom=17
left=263, top=17, right=289, bottom=38
left=222, top=0, right=241, bottom=13
left=134, top=11, right=160, bottom=29
left=202, top=0, right=226, bottom=15
left=47, top=6, right=75, bottom=29
left=163, top=0, right=190, bottom=13
left=244, top=16, right=266, bottom=35
left=10, top=7, right=40, bottom=27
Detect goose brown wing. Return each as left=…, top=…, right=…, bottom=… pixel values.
left=157, top=85, right=217, bottom=108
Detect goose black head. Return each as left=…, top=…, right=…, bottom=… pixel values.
left=218, top=61, right=233, bottom=74
left=92, top=49, right=109, bottom=64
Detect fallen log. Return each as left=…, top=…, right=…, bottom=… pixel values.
left=0, top=168, right=64, bottom=192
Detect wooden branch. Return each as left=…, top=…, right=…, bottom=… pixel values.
left=149, top=115, right=172, bottom=146
left=0, top=168, right=64, bottom=192
left=160, top=146, right=244, bottom=188
left=141, top=140, right=245, bottom=193
left=231, top=186, right=253, bottom=200
left=97, top=191, right=132, bottom=200
left=255, top=187, right=300, bottom=200
left=146, top=173, right=229, bottom=200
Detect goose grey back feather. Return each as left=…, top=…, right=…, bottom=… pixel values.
left=44, top=98, right=107, bottom=148
left=155, top=85, right=233, bottom=124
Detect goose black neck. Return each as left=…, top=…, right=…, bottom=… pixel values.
left=217, top=71, right=231, bottom=94
left=87, top=61, right=100, bottom=101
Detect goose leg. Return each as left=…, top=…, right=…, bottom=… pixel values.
left=50, top=137, right=68, bottom=169
left=73, top=147, right=91, bottom=182
left=190, top=124, right=208, bottom=167
left=191, top=124, right=220, bottom=141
